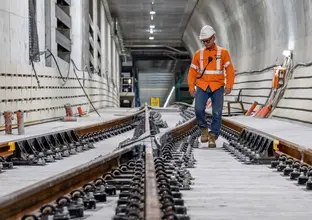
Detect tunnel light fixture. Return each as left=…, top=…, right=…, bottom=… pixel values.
left=150, top=29, right=154, bottom=34
left=150, top=10, right=156, bottom=15
left=149, top=36, right=154, bottom=40
left=151, top=15, right=154, bottom=20
left=150, top=25, right=155, bottom=29
left=283, top=50, right=292, bottom=58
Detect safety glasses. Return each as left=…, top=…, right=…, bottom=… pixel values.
left=201, top=36, right=214, bottom=44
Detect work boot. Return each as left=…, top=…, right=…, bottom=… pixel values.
left=208, top=133, right=217, bottom=148
left=200, top=128, right=209, bottom=143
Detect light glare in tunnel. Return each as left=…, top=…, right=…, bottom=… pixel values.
left=282, top=50, right=291, bottom=57
left=164, top=86, right=176, bottom=108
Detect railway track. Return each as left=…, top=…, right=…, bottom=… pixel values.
left=0, top=103, right=311, bottom=220
left=0, top=106, right=199, bottom=220
left=176, top=102, right=312, bottom=186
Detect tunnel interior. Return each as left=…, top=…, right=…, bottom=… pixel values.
left=116, top=0, right=312, bottom=126
left=182, top=0, right=312, bottom=125
left=0, top=0, right=312, bottom=126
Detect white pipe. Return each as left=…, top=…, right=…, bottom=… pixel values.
left=163, top=86, right=175, bottom=108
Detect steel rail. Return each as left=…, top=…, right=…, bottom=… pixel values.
left=0, top=108, right=145, bottom=157
left=75, top=108, right=145, bottom=136
left=0, top=105, right=198, bottom=220
left=0, top=108, right=145, bottom=220
left=0, top=145, right=136, bottom=220
left=173, top=102, right=312, bottom=166
left=144, top=105, right=162, bottom=219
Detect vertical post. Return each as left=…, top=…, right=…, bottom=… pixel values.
left=16, top=110, right=25, bottom=135
left=3, top=111, right=13, bottom=135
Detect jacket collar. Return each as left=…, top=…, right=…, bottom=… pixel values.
left=204, top=43, right=217, bottom=51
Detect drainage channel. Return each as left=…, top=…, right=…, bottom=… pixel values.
left=0, top=106, right=199, bottom=220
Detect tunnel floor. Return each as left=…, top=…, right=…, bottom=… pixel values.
left=1, top=107, right=311, bottom=219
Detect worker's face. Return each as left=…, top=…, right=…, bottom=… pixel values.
left=202, top=35, right=215, bottom=49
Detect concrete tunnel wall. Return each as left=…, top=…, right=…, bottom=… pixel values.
left=183, top=0, right=312, bottom=125
left=0, top=0, right=121, bottom=126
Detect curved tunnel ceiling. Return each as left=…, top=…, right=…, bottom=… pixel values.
left=113, top=0, right=312, bottom=124
left=183, top=0, right=312, bottom=72
left=181, top=0, right=312, bottom=125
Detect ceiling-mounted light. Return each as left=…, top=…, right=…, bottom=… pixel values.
left=150, top=10, right=156, bottom=15
left=151, top=15, right=154, bottom=20
left=149, top=36, right=154, bottom=40
left=150, top=29, right=154, bottom=34
left=150, top=25, right=155, bottom=29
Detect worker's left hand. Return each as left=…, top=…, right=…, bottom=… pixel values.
left=224, top=88, right=232, bottom=95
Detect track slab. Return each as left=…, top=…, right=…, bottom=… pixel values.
left=0, top=130, right=135, bottom=197
left=0, top=108, right=139, bottom=143
left=226, top=116, right=312, bottom=150
left=183, top=139, right=312, bottom=220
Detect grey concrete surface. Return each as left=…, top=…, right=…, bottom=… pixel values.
left=73, top=111, right=184, bottom=220
left=183, top=139, right=312, bottom=220
left=0, top=129, right=135, bottom=197
left=226, top=115, right=312, bottom=149
left=0, top=0, right=121, bottom=126
left=83, top=196, right=119, bottom=220
left=159, top=111, right=183, bottom=128
left=0, top=109, right=183, bottom=218
left=3, top=106, right=312, bottom=219
left=0, top=108, right=139, bottom=143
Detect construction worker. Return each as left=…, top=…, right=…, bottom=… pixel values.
left=187, top=25, right=235, bottom=148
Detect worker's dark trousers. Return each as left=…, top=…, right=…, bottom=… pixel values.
left=195, top=86, right=224, bottom=137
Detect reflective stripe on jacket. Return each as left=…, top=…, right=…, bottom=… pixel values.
left=187, top=43, right=235, bottom=92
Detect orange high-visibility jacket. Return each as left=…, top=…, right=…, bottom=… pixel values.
left=187, top=44, right=235, bottom=92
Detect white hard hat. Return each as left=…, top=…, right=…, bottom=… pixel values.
left=199, top=25, right=215, bottom=40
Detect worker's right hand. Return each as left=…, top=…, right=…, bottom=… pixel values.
left=224, top=88, right=232, bottom=95
left=190, top=91, right=196, bottom=97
